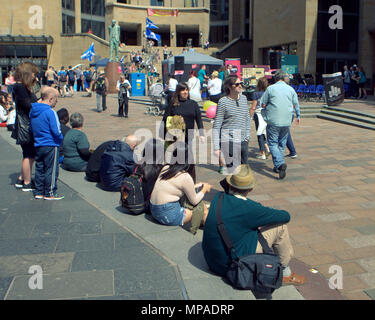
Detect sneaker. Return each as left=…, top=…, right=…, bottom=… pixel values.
left=256, top=154, right=266, bottom=160
left=15, top=179, right=24, bottom=189
left=44, top=194, right=64, bottom=200
left=286, top=154, right=298, bottom=159
left=34, top=194, right=44, bottom=200
left=22, top=183, right=35, bottom=192
left=278, top=163, right=287, bottom=180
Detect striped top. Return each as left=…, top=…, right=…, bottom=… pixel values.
left=212, top=94, right=251, bottom=151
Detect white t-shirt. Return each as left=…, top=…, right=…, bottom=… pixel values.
left=168, top=78, right=178, bottom=92
left=116, top=79, right=131, bottom=97
left=187, top=76, right=202, bottom=102
left=208, top=78, right=222, bottom=96
left=0, top=105, right=8, bottom=122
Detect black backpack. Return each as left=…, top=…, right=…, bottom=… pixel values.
left=68, top=70, right=75, bottom=81
left=120, top=167, right=146, bottom=215
left=60, top=71, right=67, bottom=82
left=95, top=77, right=106, bottom=93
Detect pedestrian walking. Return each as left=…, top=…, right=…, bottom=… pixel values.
left=93, top=71, right=109, bottom=112
left=260, top=70, right=300, bottom=180
left=213, top=75, right=251, bottom=174
left=116, top=74, right=131, bottom=118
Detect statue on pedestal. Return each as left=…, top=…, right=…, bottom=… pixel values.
left=109, top=19, right=120, bottom=62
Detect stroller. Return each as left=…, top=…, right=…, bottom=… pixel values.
left=146, top=82, right=167, bottom=116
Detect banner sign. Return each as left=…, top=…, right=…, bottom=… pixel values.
left=225, top=58, right=241, bottom=79
left=242, top=67, right=265, bottom=86
left=322, top=72, right=345, bottom=106
left=147, top=8, right=178, bottom=16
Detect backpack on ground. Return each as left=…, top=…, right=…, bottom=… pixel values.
left=120, top=167, right=146, bottom=215
left=95, top=77, right=106, bottom=93
left=60, top=71, right=67, bottom=82
left=68, top=70, right=75, bottom=82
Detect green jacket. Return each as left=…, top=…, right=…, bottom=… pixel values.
left=202, top=192, right=290, bottom=276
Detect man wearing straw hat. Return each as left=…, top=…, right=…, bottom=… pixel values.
left=202, top=164, right=306, bottom=286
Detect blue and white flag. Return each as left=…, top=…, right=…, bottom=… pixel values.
left=145, top=28, right=161, bottom=41
left=146, top=17, right=159, bottom=30
left=81, top=43, right=95, bottom=62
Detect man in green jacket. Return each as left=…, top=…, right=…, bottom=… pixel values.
left=202, top=164, right=305, bottom=286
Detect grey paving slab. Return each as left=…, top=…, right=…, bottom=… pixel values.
left=71, top=247, right=169, bottom=272
left=56, top=234, right=114, bottom=253
left=114, top=232, right=146, bottom=249
left=344, top=235, right=375, bottom=248
left=358, top=273, right=375, bottom=288
left=156, top=290, right=185, bottom=300
left=0, top=252, right=74, bottom=278
left=0, top=210, right=9, bottom=225
left=355, top=225, right=375, bottom=235
left=0, top=237, right=58, bottom=256
left=79, top=292, right=158, bottom=300
left=5, top=270, right=114, bottom=300
left=0, top=277, right=13, bottom=300
left=358, top=258, right=375, bottom=273
left=317, top=212, right=354, bottom=222
left=31, top=221, right=102, bottom=238
left=364, top=288, right=375, bottom=300
left=114, top=266, right=181, bottom=295
left=0, top=220, right=35, bottom=240
left=70, top=209, right=105, bottom=223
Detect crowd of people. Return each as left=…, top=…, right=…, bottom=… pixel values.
left=343, top=64, right=368, bottom=100
left=1, top=60, right=309, bottom=297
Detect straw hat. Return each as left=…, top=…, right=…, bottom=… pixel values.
left=226, top=164, right=256, bottom=190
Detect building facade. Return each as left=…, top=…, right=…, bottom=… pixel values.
left=0, top=0, right=210, bottom=77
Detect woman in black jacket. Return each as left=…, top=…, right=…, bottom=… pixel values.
left=161, top=83, right=205, bottom=183
left=12, top=62, right=39, bottom=191
left=161, top=82, right=205, bottom=146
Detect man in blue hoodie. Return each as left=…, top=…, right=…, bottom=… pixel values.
left=30, top=87, right=64, bottom=200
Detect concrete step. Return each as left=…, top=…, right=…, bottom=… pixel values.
left=317, top=113, right=375, bottom=130
left=323, top=105, right=375, bottom=119
left=320, top=109, right=375, bottom=126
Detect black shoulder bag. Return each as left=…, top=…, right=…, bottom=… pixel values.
left=216, top=193, right=283, bottom=299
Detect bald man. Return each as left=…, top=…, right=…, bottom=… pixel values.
left=99, top=134, right=140, bottom=191
left=30, top=86, right=64, bottom=200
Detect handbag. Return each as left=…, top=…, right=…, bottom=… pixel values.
left=216, top=193, right=283, bottom=299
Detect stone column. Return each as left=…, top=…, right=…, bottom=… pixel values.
left=75, top=0, right=81, bottom=33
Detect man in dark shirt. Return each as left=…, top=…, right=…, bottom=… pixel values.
left=85, top=140, right=116, bottom=182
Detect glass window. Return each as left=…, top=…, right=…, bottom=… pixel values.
left=81, top=19, right=105, bottom=39
left=31, top=46, right=47, bottom=58
left=62, top=0, right=75, bottom=10
left=92, top=0, right=105, bottom=16
left=62, top=13, right=76, bottom=34
left=81, top=0, right=92, bottom=14
left=150, top=0, right=164, bottom=6
left=15, top=46, right=32, bottom=58
left=0, top=45, right=15, bottom=57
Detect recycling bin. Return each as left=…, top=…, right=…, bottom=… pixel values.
left=130, top=73, right=146, bottom=96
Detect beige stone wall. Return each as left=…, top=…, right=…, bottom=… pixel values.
left=0, top=0, right=63, bottom=67
left=358, top=0, right=375, bottom=80
left=252, top=0, right=316, bottom=74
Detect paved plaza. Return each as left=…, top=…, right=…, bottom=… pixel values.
left=0, top=92, right=374, bottom=300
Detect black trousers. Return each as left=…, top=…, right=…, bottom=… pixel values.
left=118, top=96, right=129, bottom=116
left=76, top=79, right=83, bottom=91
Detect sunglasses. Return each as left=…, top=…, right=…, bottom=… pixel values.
left=234, top=82, right=243, bottom=87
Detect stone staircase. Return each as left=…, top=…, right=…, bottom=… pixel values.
left=318, top=105, right=375, bottom=130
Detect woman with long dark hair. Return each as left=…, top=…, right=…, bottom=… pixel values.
left=250, top=77, right=270, bottom=160
left=12, top=61, right=39, bottom=191
left=150, top=142, right=211, bottom=227
left=162, top=82, right=205, bottom=145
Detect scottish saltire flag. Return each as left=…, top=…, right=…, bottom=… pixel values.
left=81, top=43, right=95, bottom=62
left=146, top=17, right=159, bottom=30
left=145, top=28, right=161, bottom=41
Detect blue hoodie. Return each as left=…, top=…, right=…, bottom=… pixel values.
left=30, top=103, right=63, bottom=147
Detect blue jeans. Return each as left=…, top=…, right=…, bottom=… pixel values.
left=150, top=201, right=185, bottom=226
left=286, top=128, right=296, bottom=156
left=266, top=125, right=290, bottom=169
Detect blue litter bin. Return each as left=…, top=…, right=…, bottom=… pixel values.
left=130, top=73, right=146, bottom=96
